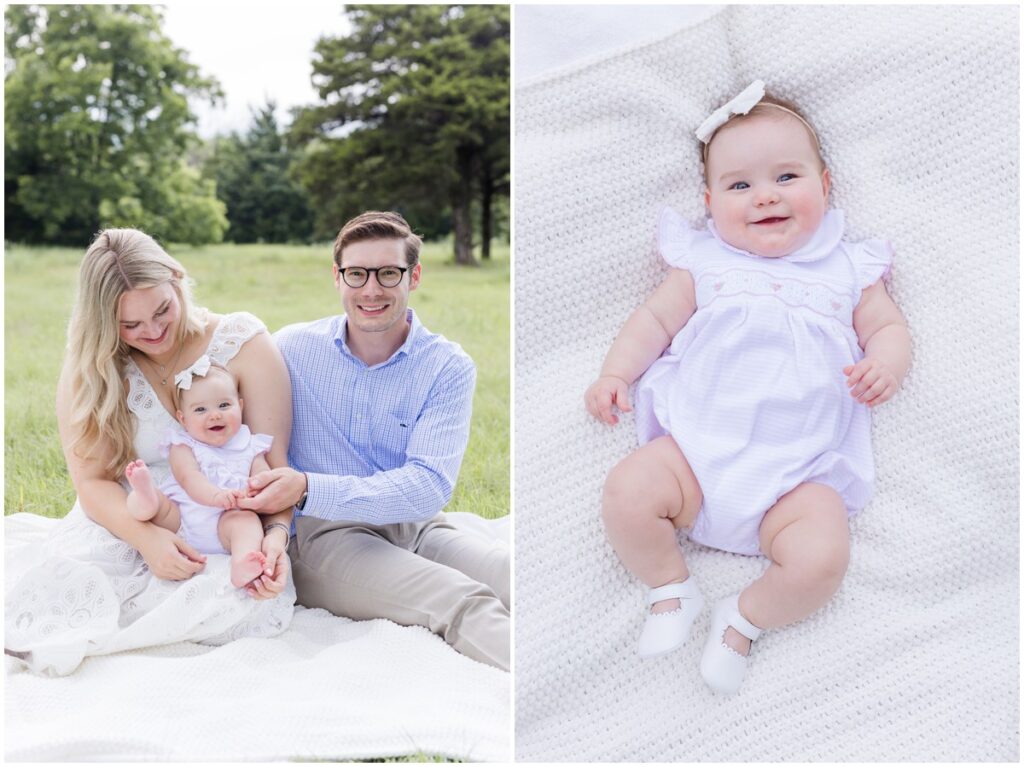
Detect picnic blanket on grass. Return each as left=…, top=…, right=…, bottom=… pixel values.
left=5, top=511, right=510, bottom=762
left=514, top=5, right=1018, bottom=762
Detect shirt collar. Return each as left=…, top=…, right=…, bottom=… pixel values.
left=707, top=208, right=845, bottom=264
left=221, top=424, right=251, bottom=451
left=333, top=308, right=420, bottom=366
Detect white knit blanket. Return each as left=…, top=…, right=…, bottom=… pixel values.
left=5, top=512, right=510, bottom=762
left=514, top=5, right=1018, bottom=761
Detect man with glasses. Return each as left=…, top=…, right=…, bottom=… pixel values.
left=240, top=210, right=510, bottom=671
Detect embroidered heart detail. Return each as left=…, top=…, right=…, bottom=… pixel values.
left=713, top=282, right=723, bottom=291
left=831, top=300, right=841, bottom=310
left=771, top=283, right=782, bottom=291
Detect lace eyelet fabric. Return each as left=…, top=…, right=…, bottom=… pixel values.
left=5, top=312, right=296, bottom=676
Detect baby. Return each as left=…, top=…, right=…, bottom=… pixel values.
left=585, top=81, right=911, bottom=694
left=125, top=357, right=275, bottom=589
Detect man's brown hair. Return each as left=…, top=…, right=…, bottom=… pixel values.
left=333, top=211, right=423, bottom=268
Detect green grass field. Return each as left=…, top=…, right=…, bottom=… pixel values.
left=4, top=239, right=509, bottom=521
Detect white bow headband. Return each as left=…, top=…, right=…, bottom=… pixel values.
left=173, top=354, right=211, bottom=391
left=695, top=79, right=820, bottom=154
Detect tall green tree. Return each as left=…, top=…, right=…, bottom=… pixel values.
left=203, top=103, right=314, bottom=243
left=291, top=4, right=510, bottom=264
left=5, top=4, right=226, bottom=245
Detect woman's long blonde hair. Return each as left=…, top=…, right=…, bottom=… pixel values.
left=66, top=229, right=206, bottom=477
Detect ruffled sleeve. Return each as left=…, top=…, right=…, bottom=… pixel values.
left=249, top=432, right=274, bottom=457
left=157, top=428, right=195, bottom=460
left=206, top=312, right=268, bottom=367
left=656, top=206, right=696, bottom=270
left=849, top=238, right=894, bottom=290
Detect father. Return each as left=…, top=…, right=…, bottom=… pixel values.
left=240, top=211, right=510, bottom=670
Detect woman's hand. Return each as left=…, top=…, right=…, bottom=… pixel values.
left=584, top=374, right=633, bottom=425
left=136, top=525, right=207, bottom=580
left=245, top=527, right=290, bottom=599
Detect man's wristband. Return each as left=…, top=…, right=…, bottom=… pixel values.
left=263, top=522, right=291, bottom=538
left=295, top=473, right=309, bottom=511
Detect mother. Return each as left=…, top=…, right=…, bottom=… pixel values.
left=6, top=229, right=295, bottom=675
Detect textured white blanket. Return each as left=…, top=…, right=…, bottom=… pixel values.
left=514, top=5, right=1018, bottom=761
left=5, top=512, right=510, bottom=761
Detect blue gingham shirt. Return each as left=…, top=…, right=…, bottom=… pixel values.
left=274, top=308, right=475, bottom=525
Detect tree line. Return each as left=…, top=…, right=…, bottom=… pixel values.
left=4, top=4, right=510, bottom=264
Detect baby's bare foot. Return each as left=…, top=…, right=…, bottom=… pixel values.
left=231, top=550, right=267, bottom=589
left=125, top=460, right=160, bottom=521
left=723, top=626, right=751, bottom=656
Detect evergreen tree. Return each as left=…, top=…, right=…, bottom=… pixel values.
left=290, top=4, right=510, bottom=263
left=204, top=103, right=313, bottom=243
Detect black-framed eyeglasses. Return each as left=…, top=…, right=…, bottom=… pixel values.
left=338, top=265, right=409, bottom=288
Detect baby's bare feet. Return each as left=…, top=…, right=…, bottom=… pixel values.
left=231, top=550, right=267, bottom=589
left=125, top=460, right=160, bottom=521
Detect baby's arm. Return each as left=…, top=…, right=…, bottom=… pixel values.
left=168, top=444, right=243, bottom=510
left=585, top=269, right=697, bottom=425
left=845, top=280, right=912, bottom=408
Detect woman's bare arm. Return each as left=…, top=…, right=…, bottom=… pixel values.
left=229, top=330, right=292, bottom=469
left=226, top=329, right=293, bottom=597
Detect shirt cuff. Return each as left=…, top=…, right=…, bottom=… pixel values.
left=301, top=471, right=323, bottom=519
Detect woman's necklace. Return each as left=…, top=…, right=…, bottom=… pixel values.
left=140, top=336, right=186, bottom=386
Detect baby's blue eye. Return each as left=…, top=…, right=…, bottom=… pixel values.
left=778, top=173, right=796, bottom=182
left=194, top=406, right=206, bottom=413
left=729, top=181, right=749, bottom=191
left=219, top=402, right=231, bottom=409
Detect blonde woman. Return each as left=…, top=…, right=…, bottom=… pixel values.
left=6, top=229, right=296, bottom=675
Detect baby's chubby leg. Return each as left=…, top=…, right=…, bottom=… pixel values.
left=124, top=460, right=180, bottom=532
left=734, top=483, right=850, bottom=654
left=217, top=509, right=267, bottom=588
left=699, top=483, right=848, bottom=694
left=601, top=435, right=703, bottom=612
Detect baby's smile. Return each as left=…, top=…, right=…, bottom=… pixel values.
left=704, top=113, right=829, bottom=258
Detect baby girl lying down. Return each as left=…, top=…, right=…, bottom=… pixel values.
left=585, top=80, right=912, bottom=694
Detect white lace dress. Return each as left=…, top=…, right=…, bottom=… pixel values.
left=4, top=312, right=296, bottom=676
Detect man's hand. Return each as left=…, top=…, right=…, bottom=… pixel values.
left=137, top=525, right=207, bottom=580
left=843, top=358, right=899, bottom=408
left=237, top=467, right=306, bottom=514
left=584, top=374, right=633, bottom=425
left=245, top=528, right=291, bottom=599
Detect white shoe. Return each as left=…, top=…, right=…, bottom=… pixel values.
left=699, top=594, right=763, bottom=694
left=637, top=578, right=705, bottom=658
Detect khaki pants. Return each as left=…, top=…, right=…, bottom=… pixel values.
left=288, top=512, right=510, bottom=670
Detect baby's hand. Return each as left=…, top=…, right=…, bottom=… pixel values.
left=212, top=488, right=242, bottom=510
left=585, top=375, right=633, bottom=425
left=843, top=358, right=899, bottom=408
